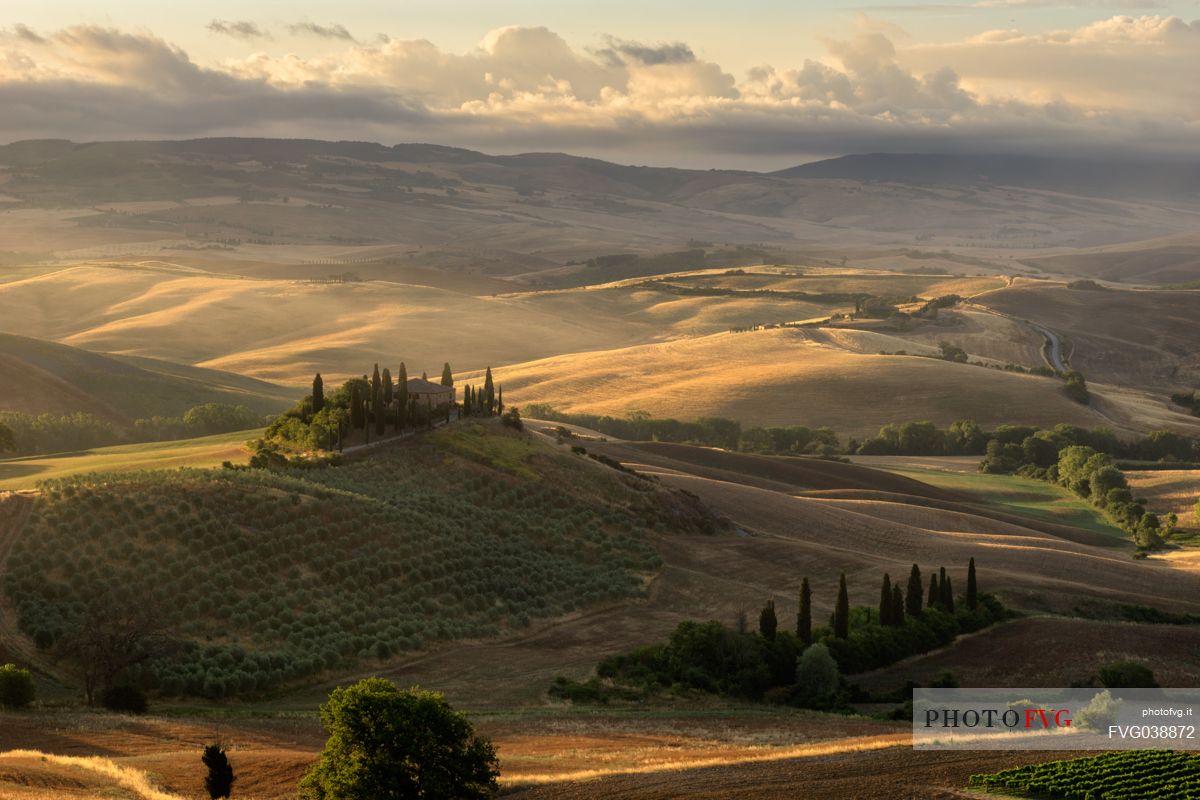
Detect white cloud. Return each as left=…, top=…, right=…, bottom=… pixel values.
left=0, top=17, right=1197, bottom=165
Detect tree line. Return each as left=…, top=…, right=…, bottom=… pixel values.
left=256, top=362, right=504, bottom=461
left=527, top=406, right=1200, bottom=465
left=552, top=558, right=1004, bottom=708
left=0, top=404, right=266, bottom=457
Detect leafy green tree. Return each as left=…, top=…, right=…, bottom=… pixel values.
left=797, top=578, right=812, bottom=645
left=312, top=373, right=325, bottom=415
left=202, top=742, right=235, bottom=799
left=905, top=564, right=923, bottom=617
left=758, top=600, right=777, bottom=641
left=300, top=678, right=499, bottom=800
left=795, top=643, right=839, bottom=706
left=0, top=663, right=36, bottom=708
left=879, top=573, right=892, bottom=627
left=441, top=363, right=454, bottom=387
left=966, top=557, right=978, bottom=610
left=833, top=574, right=849, bottom=639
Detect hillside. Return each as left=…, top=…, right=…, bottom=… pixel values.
left=483, top=327, right=1130, bottom=438
left=0, top=422, right=714, bottom=698
left=0, top=332, right=293, bottom=422
left=2, top=139, right=1198, bottom=275
left=975, top=281, right=1200, bottom=391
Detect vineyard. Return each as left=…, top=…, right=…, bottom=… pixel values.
left=969, top=751, right=1200, bottom=799
left=2, top=422, right=705, bottom=698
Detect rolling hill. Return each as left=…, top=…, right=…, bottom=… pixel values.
left=0, top=331, right=293, bottom=422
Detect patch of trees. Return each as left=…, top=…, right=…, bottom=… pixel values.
left=1170, top=389, right=1200, bottom=417
left=0, top=404, right=267, bottom=457
left=0, top=412, right=118, bottom=456
left=134, top=403, right=265, bottom=441
left=551, top=560, right=1005, bottom=708
left=984, top=441, right=1177, bottom=546
left=1063, top=370, right=1090, bottom=405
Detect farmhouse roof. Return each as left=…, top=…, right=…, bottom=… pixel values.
left=406, top=377, right=453, bottom=393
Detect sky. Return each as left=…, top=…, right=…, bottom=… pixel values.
left=1, top=1, right=1199, bottom=169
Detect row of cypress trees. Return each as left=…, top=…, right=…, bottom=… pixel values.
left=782, top=558, right=979, bottom=643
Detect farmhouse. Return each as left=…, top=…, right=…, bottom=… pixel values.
left=407, top=377, right=456, bottom=407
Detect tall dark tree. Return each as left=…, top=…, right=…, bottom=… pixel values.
left=927, top=571, right=939, bottom=609
left=397, top=363, right=409, bottom=431
left=373, top=381, right=385, bottom=436
left=350, top=382, right=365, bottom=429
left=879, top=573, right=893, bottom=627
left=312, top=373, right=324, bottom=414
left=891, top=585, right=904, bottom=626
left=497, top=385, right=504, bottom=415
left=382, top=367, right=393, bottom=405
left=834, top=573, right=849, bottom=639
left=202, top=743, right=235, bottom=799
left=483, top=367, right=495, bottom=416
left=441, top=362, right=454, bottom=387
left=941, top=575, right=955, bottom=613
left=905, top=564, right=924, bottom=617
left=797, top=578, right=812, bottom=645
left=422, top=371, right=428, bottom=381
left=759, top=600, right=778, bottom=641
left=966, top=557, right=978, bottom=610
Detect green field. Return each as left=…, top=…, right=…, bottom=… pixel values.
left=0, top=429, right=259, bottom=490
left=879, top=465, right=1126, bottom=537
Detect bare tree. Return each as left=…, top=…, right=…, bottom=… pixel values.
left=54, top=589, right=173, bottom=705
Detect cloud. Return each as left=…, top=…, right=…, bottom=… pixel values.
left=0, top=18, right=1198, bottom=167
left=287, top=21, right=355, bottom=42
left=207, top=20, right=269, bottom=41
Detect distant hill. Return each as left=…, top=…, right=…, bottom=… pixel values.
left=0, top=332, right=294, bottom=423
left=774, top=153, right=1200, bottom=202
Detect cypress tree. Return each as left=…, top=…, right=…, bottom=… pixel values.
left=927, top=572, right=939, bottom=608
left=891, top=585, right=904, bottom=626
left=350, top=382, right=364, bottom=429
left=834, top=573, right=849, bottom=639
left=966, top=557, right=978, bottom=610
left=759, top=600, right=777, bottom=641
left=441, top=362, right=454, bottom=387
left=879, top=573, right=892, bottom=627
left=497, top=385, right=504, bottom=415
left=363, top=397, right=371, bottom=444
left=797, top=577, right=812, bottom=645
left=382, top=368, right=393, bottom=405
left=373, top=381, right=385, bottom=436
left=483, top=367, right=495, bottom=416
left=422, top=371, right=428, bottom=381
left=905, top=564, right=923, bottom=617
left=397, top=363, right=409, bottom=431
left=941, top=574, right=954, bottom=612
left=312, top=373, right=324, bottom=414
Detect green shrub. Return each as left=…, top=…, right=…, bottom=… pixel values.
left=101, top=684, right=148, bottom=714
left=0, top=664, right=36, bottom=709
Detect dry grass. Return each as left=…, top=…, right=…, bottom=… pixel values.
left=482, top=327, right=1118, bottom=437
left=0, top=750, right=183, bottom=800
